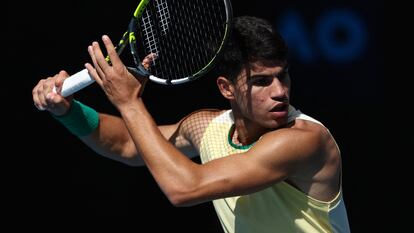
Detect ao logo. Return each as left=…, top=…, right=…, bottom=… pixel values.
left=277, top=8, right=367, bottom=63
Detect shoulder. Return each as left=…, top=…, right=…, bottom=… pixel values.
left=266, top=118, right=327, bottom=143
left=180, top=109, right=228, bottom=127
left=247, top=117, right=341, bottom=198
left=176, top=109, right=229, bottom=147
left=249, top=119, right=329, bottom=168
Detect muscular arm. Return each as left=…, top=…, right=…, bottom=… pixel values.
left=119, top=99, right=323, bottom=206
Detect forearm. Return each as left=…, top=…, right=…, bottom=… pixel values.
left=53, top=100, right=143, bottom=166
left=119, top=99, right=199, bottom=203
left=80, top=113, right=145, bottom=166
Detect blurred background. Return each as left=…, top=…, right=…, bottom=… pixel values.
left=7, top=0, right=389, bottom=232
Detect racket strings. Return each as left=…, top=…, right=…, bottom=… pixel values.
left=141, top=9, right=160, bottom=64
left=135, top=0, right=230, bottom=82
left=156, top=0, right=170, bottom=36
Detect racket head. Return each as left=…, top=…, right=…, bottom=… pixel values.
left=129, top=0, right=233, bottom=85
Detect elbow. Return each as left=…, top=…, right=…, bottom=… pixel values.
left=165, top=185, right=202, bottom=207
left=119, top=147, right=145, bottom=167
left=168, top=196, right=188, bottom=207
left=98, top=150, right=143, bottom=167
left=168, top=193, right=198, bottom=207
left=160, top=164, right=207, bottom=207
left=120, top=159, right=145, bottom=167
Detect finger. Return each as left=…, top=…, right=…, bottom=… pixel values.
left=37, top=80, right=48, bottom=110
left=85, top=63, right=104, bottom=87
left=88, top=44, right=106, bottom=79
left=142, top=53, right=158, bottom=70
left=45, top=92, right=56, bottom=108
left=45, top=91, right=71, bottom=116
left=91, top=41, right=110, bottom=73
left=32, top=82, right=45, bottom=111
left=54, top=70, right=69, bottom=94
left=45, top=91, right=64, bottom=106
left=42, top=77, right=59, bottom=108
left=42, top=77, right=54, bottom=96
left=102, top=35, right=122, bottom=67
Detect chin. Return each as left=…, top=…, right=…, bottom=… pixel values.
left=263, top=118, right=288, bottom=129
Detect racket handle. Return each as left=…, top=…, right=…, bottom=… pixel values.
left=53, top=69, right=95, bottom=97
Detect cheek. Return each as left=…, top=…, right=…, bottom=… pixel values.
left=248, top=95, right=268, bottom=117
left=251, top=91, right=267, bottom=106
left=251, top=97, right=265, bottom=108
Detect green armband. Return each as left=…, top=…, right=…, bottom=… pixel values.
left=52, top=100, right=99, bottom=137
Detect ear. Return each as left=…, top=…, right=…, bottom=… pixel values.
left=217, top=76, right=235, bottom=100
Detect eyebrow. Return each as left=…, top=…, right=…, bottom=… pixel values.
left=248, top=66, right=289, bottom=79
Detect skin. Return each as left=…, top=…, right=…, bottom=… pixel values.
left=32, top=35, right=341, bottom=206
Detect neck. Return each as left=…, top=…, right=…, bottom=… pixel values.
left=231, top=109, right=270, bottom=146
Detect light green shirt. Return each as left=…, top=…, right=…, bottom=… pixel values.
left=199, top=108, right=350, bottom=233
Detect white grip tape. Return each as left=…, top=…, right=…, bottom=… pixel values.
left=52, top=69, right=95, bottom=97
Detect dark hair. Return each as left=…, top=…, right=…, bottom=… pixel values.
left=214, top=16, right=288, bottom=81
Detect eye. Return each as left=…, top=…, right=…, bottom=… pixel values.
left=251, top=76, right=273, bottom=86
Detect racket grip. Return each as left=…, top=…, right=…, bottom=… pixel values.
left=53, top=69, right=95, bottom=97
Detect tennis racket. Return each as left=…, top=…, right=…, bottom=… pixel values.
left=56, top=0, right=233, bottom=97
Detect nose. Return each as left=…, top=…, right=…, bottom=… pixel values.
left=270, top=77, right=288, bottom=101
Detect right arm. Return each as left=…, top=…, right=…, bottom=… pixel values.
left=32, top=71, right=197, bottom=166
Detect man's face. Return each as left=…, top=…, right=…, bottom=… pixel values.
left=232, top=61, right=291, bottom=129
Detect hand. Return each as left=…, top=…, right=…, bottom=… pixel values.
left=85, top=35, right=148, bottom=110
left=32, top=70, right=73, bottom=116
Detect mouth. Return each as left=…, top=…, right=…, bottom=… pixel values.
left=270, top=103, right=288, bottom=112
